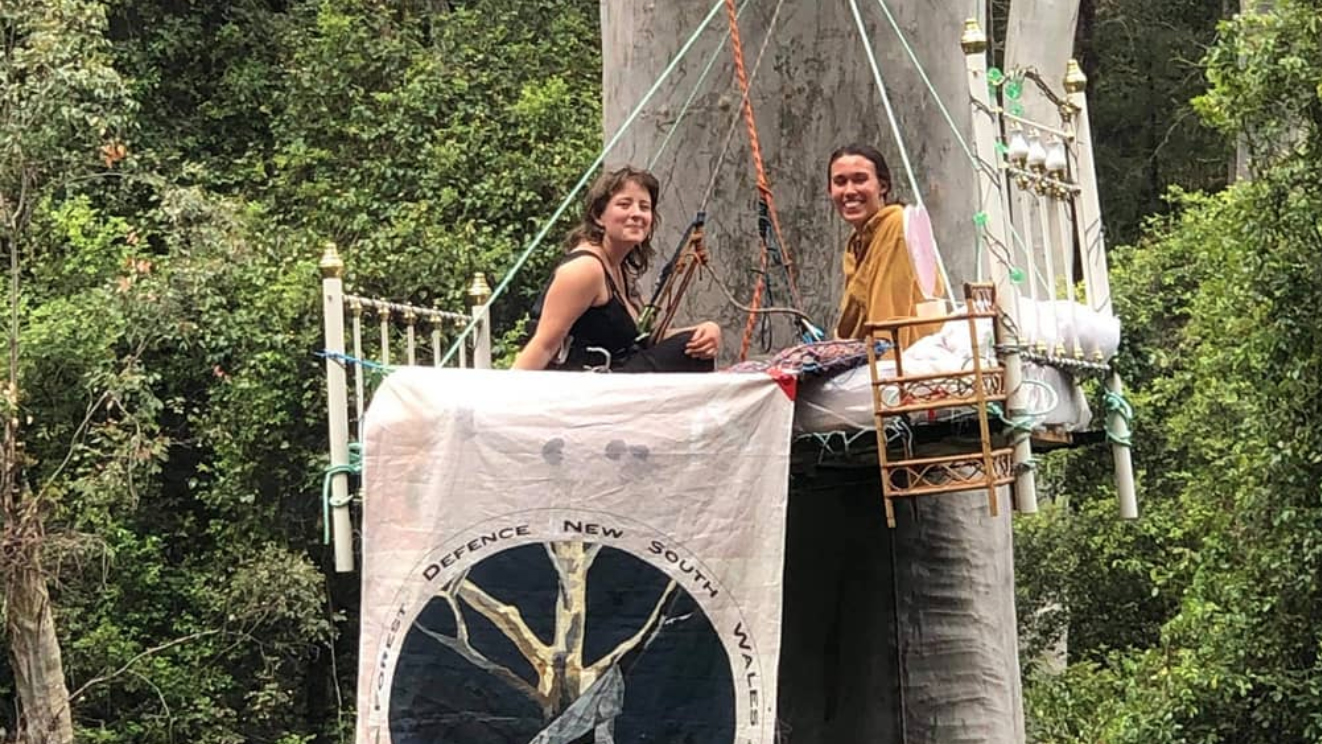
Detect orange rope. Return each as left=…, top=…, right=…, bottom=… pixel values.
left=722, top=0, right=802, bottom=361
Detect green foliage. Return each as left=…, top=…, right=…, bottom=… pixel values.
left=0, top=0, right=132, bottom=202
left=1197, top=0, right=1322, bottom=166
left=2, top=0, right=602, bottom=741
left=1023, top=4, right=1322, bottom=740
left=264, top=0, right=600, bottom=328
left=1080, top=0, right=1232, bottom=246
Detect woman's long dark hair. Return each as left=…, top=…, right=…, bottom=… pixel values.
left=827, top=143, right=896, bottom=205
left=564, top=166, right=660, bottom=278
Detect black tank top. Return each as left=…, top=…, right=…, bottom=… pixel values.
left=532, top=250, right=639, bottom=370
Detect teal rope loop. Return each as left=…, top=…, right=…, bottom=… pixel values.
left=1102, top=389, right=1134, bottom=447
left=322, top=442, right=363, bottom=545
left=318, top=350, right=395, bottom=390
left=988, top=401, right=1035, bottom=436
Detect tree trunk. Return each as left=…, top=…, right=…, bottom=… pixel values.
left=4, top=231, right=73, bottom=743
left=601, top=3, right=1023, bottom=743
left=5, top=561, right=75, bottom=744
left=601, top=0, right=981, bottom=357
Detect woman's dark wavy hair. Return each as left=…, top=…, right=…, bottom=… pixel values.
left=564, top=166, right=660, bottom=277
left=827, top=143, right=895, bottom=205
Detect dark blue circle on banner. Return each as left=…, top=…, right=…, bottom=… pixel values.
left=389, top=541, right=736, bottom=743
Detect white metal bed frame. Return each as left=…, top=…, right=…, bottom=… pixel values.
left=319, top=244, right=492, bottom=571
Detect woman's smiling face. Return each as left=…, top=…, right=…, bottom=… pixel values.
left=828, top=154, right=888, bottom=229
left=596, top=180, right=654, bottom=248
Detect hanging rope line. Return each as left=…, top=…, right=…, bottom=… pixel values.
left=721, top=0, right=804, bottom=361
left=691, top=0, right=798, bottom=355
left=846, top=0, right=921, bottom=204
left=700, top=263, right=813, bottom=323
left=648, top=0, right=756, bottom=172
left=845, top=0, right=957, bottom=306
left=872, top=0, right=976, bottom=165
left=439, top=0, right=729, bottom=366
left=698, top=0, right=784, bottom=213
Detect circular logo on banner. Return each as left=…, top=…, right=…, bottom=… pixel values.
left=368, top=509, right=770, bottom=744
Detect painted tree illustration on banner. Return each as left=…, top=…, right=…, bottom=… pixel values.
left=391, top=542, right=735, bottom=744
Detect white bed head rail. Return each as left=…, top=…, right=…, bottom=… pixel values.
left=319, top=243, right=493, bottom=571
left=965, top=38, right=1115, bottom=361
left=962, top=21, right=1136, bottom=521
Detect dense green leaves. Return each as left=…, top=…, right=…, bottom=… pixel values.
left=1020, top=3, right=1322, bottom=741
left=2, top=0, right=600, bottom=740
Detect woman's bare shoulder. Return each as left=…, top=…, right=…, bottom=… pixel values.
left=552, top=249, right=607, bottom=289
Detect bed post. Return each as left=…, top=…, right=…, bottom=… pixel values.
left=1064, top=60, right=1137, bottom=519
left=468, top=272, right=493, bottom=369
left=320, top=243, right=356, bottom=572
left=964, top=19, right=1038, bottom=514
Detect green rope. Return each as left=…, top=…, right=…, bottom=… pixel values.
left=440, top=0, right=728, bottom=366
left=649, top=0, right=755, bottom=171
left=988, top=401, right=1036, bottom=436
left=846, top=0, right=922, bottom=204
left=986, top=376, right=1058, bottom=473
left=871, top=0, right=976, bottom=166
left=987, top=402, right=1041, bottom=475
left=1102, top=388, right=1134, bottom=447
left=322, top=442, right=363, bottom=545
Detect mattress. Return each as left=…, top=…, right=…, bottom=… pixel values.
left=786, top=299, right=1120, bottom=436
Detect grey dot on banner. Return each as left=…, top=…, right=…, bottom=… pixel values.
left=630, top=445, right=650, bottom=461
left=604, top=439, right=627, bottom=461
left=542, top=438, right=565, bottom=465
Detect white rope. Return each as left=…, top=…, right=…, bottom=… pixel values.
left=846, top=0, right=955, bottom=303
left=648, top=0, right=756, bottom=171
left=845, top=0, right=922, bottom=204
left=871, top=0, right=976, bottom=164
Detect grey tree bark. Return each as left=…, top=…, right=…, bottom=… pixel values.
left=601, top=0, right=981, bottom=358
left=4, top=563, right=75, bottom=744
left=2, top=396, right=74, bottom=744
left=602, top=2, right=1023, bottom=743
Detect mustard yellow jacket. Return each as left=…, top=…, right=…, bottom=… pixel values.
left=835, top=204, right=944, bottom=348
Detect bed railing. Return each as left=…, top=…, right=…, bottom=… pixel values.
left=319, top=243, right=493, bottom=571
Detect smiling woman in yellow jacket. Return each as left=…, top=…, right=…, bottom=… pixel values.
left=827, top=143, right=944, bottom=348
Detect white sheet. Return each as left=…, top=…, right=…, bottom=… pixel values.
left=357, top=368, right=794, bottom=744
left=794, top=300, right=1112, bottom=436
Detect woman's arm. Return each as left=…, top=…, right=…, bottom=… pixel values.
left=511, top=258, right=604, bottom=370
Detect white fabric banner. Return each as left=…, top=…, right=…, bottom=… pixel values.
left=356, top=368, right=794, bottom=744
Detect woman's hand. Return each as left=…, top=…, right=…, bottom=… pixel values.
left=684, top=321, right=721, bottom=359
